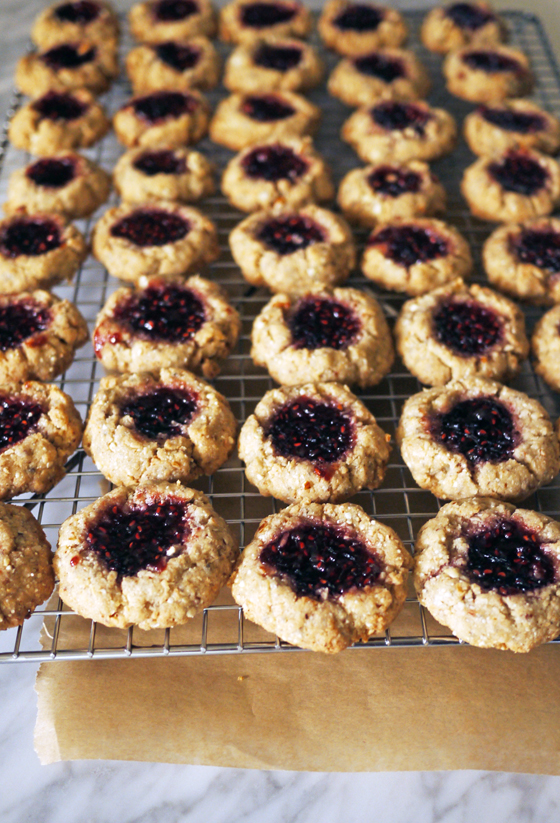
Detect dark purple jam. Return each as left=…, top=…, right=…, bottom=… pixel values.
left=41, top=43, right=96, bottom=71
left=432, top=298, right=503, bottom=357
left=0, top=394, right=43, bottom=453
left=334, top=3, right=383, bottom=31
left=372, top=101, right=431, bottom=135
left=488, top=151, right=547, bottom=195
left=121, top=386, right=198, bottom=442
left=354, top=53, right=405, bottom=82
left=257, top=214, right=325, bottom=255
left=109, top=281, right=206, bottom=344
left=288, top=297, right=360, bottom=351
left=155, top=41, right=200, bottom=72
left=480, top=106, right=546, bottom=134
left=131, top=91, right=196, bottom=123
left=240, top=2, right=297, bottom=28
left=133, top=149, right=187, bottom=176
left=241, top=94, right=295, bottom=122
left=429, top=396, right=518, bottom=466
left=462, top=50, right=521, bottom=73
left=464, top=518, right=554, bottom=596
left=445, top=2, right=494, bottom=29
left=85, top=496, right=190, bottom=578
left=54, top=1, right=100, bottom=23
left=512, top=228, right=560, bottom=272
left=26, top=156, right=77, bottom=188
left=110, top=208, right=189, bottom=247
left=367, top=165, right=422, bottom=197
left=32, top=91, right=87, bottom=121
left=241, top=144, right=308, bottom=182
left=260, top=522, right=382, bottom=600
left=153, top=0, right=198, bottom=22
left=0, top=300, right=52, bottom=351
left=254, top=42, right=302, bottom=71
left=368, top=224, right=448, bottom=267
left=0, top=217, right=62, bottom=259
left=266, top=396, right=354, bottom=468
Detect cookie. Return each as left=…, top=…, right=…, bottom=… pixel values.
left=229, top=205, right=355, bottom=295
left=113, top=89, right=210, bottom=149
left=230, top=501, right=412, bottom=653
left=443, top=45, right=533, bottom=103
left=337, top=160, right=446, bottom=228
left=0, top=503, right=54, bottom=632
left=16, top=40, right=119, bottom=98
left=421, top=2, right=506, bottom=54
left=218, top=0, right=312, bottom=43
left=464, top=100, right=560, bottom=158
left=251, top=287, right=394, bottom=388
left=0, top=290, right=88, bottom=383
left=5, top=153, right=111, bottom=220
left=0, top=213, right=87, bottom=293
left=93, top=275, right=240, bottom=378
left=318, top=1, right=407, bottom=56
left=531, top=304, right=560, bottom=392
left=361, top=217, right=472, bottom=296
left=0, top=379, right=82, bottom=500
left=483, top=217, right=560, bottom=305
left=126, top=37, right=221, bottom=94
left=221, top=137, right=335, bottom=213
left=209, top=91, right=320, bottom=152
left=92, top=201, right=218, bottom=282
left=113, top=146, right=214, bottom=204
left=223, top=37, right=324, bottom=94
left=395, top=279, right=529, bottom=386
left=396, top=377, right=560, bottom=502
left=8, top=89, right=110, bottom=155
left=129, top=0, right=217, bottom=43
left=461, top=148, right=560, bottom=223
left=238, top=382, right=391, bottom=504
left=31, top=0, right=120, bottom=49
left=342, top=99, right=457, bottom=164
left=328, top=48, right=431, bottom=107
left=414, top=497, right=560, bottom=652
left=54, top=482, right=238, bottom=630
left=83, top=369, right=237, bottom=487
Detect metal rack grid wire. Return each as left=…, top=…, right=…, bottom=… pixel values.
left=2, top=9, right=560, bottom=662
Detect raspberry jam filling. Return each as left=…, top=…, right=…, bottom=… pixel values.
left=133, top=149, right=187, bottom=176
left=288, top=297, right=360, bottom=351
left=266, top=396, right=354, bottom=468
left=241, top=94, right=295, bottom=122
left=241, top=144, right=308, bottom=181
left=254, top=42, right=302, bottom=71
left=132, top=91, right=196, bottom=123
left=511, top=228, right=560, bottom=272
left=368, top=224, right=448, bottom=267
left=372, top=101, right=431, bottom=135
left=32, top=91, right=87, bottom=121
left=367, top=165, right=422, bottom=196
left=257, top=214, right=325, bottom=255
left=0, top=394, right=43, bottom=453
left=54, top=1, right=101, bottom=23
left=488, top=152, right=547, bottom=195
left=42, top=43, right=96, bottom=71
left=334, top=4, right=383, bottom=31
left=462, top=50, right=522, bottom=73
left=155, top=41, right=201, bottom=72
left=85, top=496, right=190, bottom=578
left=240, top=2, right=297, bottom=28
left=463, top=518, right=555, bottom=596
left=429, top=396, right=518, bottom=466
left=0, top=217, right=62, bottom=258
left=480, top=106, right=546, bottom=134
left=153, top=0, right=198, bottom=21
left=445, top=2, right=494, bottom=29
left=110, top=208, right=189, bottom=247
left=260, top=522, right=382, bottom=600
left=354, top=53, right=405, bottom=82
left=111, top=282, right=205, bottom=346
left=121, top=386, right=198, bottom=442
left=26, top=156, right=77, bottom=188
left=432, top=298, right=503, bottom=357
left=0, top=300, right=52, bottom=351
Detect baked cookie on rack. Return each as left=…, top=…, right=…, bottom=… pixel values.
left=414, top=497, right=560, bottom=652
left=92, top=201, right=218, bottom=282
left=126, top=37, right=221, bottom=94
left=113, top=146, right=214, bottom=204
left=397, top=377, right=560, bottom=502
left=420, top=1, right=506, bottom=53
left=31, top=0, right=120, bottom=49
left=464, top=100, right=560, bottom=158
left=443, top=45, right=533, bottom=103
left=229, top=205, right=355, bottom=295
left=230, top=500, right=412, bottom=653
left=361, top=217, right=472, bottom=296
left=129, top=0, right=217, bottom=43
left=328, top=48, right=431, bottom=107
left=223, top=37, right=324, bottom=94
left=238, top=382, right=391, bottom=504
left=532, top=304, right=560, bottom=393
left=16, top=40, right=119, bottom=98
left=251, top=287, right=394, bottom=388
left=93, top=275, right=240, bottom=378
left=113, top=89, right=210, bottom=149
left=218, top=0, right=312, bottom=43
left=54, top=482, right=238, bottom=630
left=318, top=1, right=407, bottom=56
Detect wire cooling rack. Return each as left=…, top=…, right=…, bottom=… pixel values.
left=2, top=9, right=560, bottom=662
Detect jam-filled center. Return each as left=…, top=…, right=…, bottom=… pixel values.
left=122, top=386, right=198, bottom=442
left=254, top=42, right=302, bottom=71
left=241, top=94, right=295, bottom=122
left=464, top=518, right=555, bottom=596
left=42, top=43, right=96, bottom=70
left=257, top=214, right=325, bottom=255
left=260, top=522, right=382, bottom=600
left=512, top=228, right=560, bottom=272
left=480, top=106, right=546, bottom=134
left=110, top=208, right=189, bottom=247
left=266, top=396, right=354, bottom=466
left=0, top=217, right=62, bottom=258
left=155, top=41, right=200, bottom=72
left=26, top=156, right=77, bottom=188
left=354, top=53, right=405, bottom=82
left=112, top=282, right=206, bottom=343
left=369, top=224, right=448, bottom=267
left=32, top=91, right=87, bottom=121
left=0, top=300, right=52, bottom=351
left=488, top=152, right=547, bottom=195
left=132, top=91, right=196, bottom=123
left=430, top=396, right=518, bottom=466
left=240, top=2, right=297, bottom=28
left=432, top=298, right=503, bottom=357
left=0, top=394, right=43, bottom=453
left=368, top=165, right=422, bottom=196
left=372, top=101, right=431, bottom=135
left=446, top=2, right=494, bottom=29
left=86, top=497, right=190, bottom=578
left=334, top=3, right=383, bottom=31
left=133, top=149, right=187, bottom=176
left=241, top=144, right=308, bottom=182
left=288, top=297, right=360, bottom=351
left=462, top=49, right=521, bottom=73
left=153, top=0, right=198, bottom=21
left=54, top=1, right=101, bottom=23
